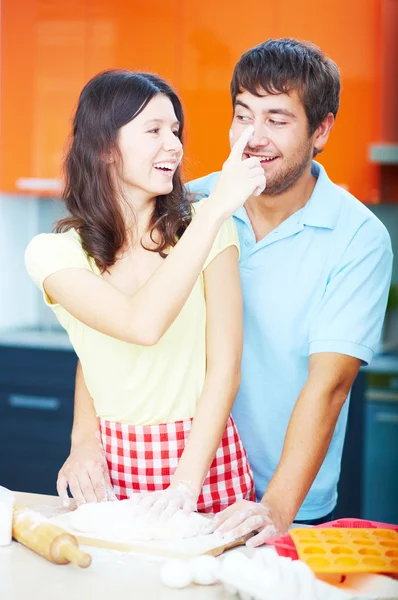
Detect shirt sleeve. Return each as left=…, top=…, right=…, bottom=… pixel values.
left=25, top=231, right=92, bottom=306
left=309, top=221, right=393, bottom=365
left=186, top=172, right=221, bottom=199
left=190, top=198, right=240, bottom=270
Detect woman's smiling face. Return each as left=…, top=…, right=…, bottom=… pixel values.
left=116, top=94, right=183, bottom=200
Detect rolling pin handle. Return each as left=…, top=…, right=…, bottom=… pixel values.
left=62, top=543, right=92, bottom=568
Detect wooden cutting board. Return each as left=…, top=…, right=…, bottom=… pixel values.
left=75, top=531, right=255, bottom=559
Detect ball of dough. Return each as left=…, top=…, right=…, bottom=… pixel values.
left=189, top=555, right=220, bottom=585
left=160, top=559, right=192, bottom=589
left=68, top=500, right=209, bottom=542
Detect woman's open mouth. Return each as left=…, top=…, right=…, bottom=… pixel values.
left=153, top=161, right=176, bottom=177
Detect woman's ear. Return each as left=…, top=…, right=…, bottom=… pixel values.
left=101, top=152, right=114, bottom=164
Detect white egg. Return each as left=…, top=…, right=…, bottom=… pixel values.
left=223, top=583, right=238, bottom=595
left=222, top=550, right=250, bottom=572
left=189, top=555, right=220, bottom=585
left=159, top=559, right=192, bottom=589
left=239, top=593, right=253, bottom=600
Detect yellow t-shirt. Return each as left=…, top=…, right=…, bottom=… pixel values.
left=25, top=202, right=239, bottom=425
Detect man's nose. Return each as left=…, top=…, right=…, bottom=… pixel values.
left=249, top=126, right=271, bottom=148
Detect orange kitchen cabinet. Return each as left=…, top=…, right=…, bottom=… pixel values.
left=0, top=0, right=87, bottom=195
left=0, top=0, right=180, bottom=195
left=178, top=0, right=382, bottom=202
left=0, top=0, right=386, bottom=202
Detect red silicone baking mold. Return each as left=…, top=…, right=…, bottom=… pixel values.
left=267, top=518, right=398, bottom=560
left=290, top=527, right=398, bottom=574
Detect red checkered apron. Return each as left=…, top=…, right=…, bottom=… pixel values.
left=99, top=415, right=255, bottom=513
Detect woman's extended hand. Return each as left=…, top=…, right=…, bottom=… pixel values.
left=129, top=481, right=198, bottom=520
left=210, top=125, right=266, bottom=220
left=57, top=437, right=116, bottom=507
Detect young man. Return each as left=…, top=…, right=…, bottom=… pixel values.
left=58, top=39, right=392, bottom=546
left=187, top=38, right=392, bottom=546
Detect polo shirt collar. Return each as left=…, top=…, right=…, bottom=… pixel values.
left=300, top=162, right=340, bottom=230
left=234, top=161, right=341, bottom=231
left=234, top=204, right=251, bottom=224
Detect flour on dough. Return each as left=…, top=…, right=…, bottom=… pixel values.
left=69, top=500, right=210, bottom=542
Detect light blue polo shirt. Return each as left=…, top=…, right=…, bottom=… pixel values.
left=188, top=162, right=393, bottom=520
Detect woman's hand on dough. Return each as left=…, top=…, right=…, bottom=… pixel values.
left=129, top=481, right=197, bottom=521
left=57, top=437, right=116, bottom=507
left=203, top=499, right=287, bottom=547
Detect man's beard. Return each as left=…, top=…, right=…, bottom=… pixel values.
left=261, top=142, right=313, bottom=196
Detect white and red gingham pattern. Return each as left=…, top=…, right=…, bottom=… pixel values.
left=99, top=415, right=255, bottom=513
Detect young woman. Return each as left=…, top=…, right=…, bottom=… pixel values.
left=25, top=70, right=265, bottom=517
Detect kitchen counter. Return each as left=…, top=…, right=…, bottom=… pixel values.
left=2, top=493, right=398, bottom=600
left=0, top=492, right=234, bottom=600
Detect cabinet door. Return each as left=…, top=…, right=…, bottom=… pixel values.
left=1, top=0, right=381, bottom=197
left=0, top=0, right=87, bottom=195
left=335, top=371, right=365, bottom=519
left=0, top=346, right=77, bottom=495
left=177, top=0, right=379, bottom=198
left=363, top=400, right=398, bottom=523
left=0, top=0, right=180, bottom=195
left=0, top=386, right=73, bottom=495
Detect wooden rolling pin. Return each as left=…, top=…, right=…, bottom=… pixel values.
left=12, top=504, right=91, bottom=568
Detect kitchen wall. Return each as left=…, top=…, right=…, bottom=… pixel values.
left=1, top=193, right=397, bottom=333
left=370, top=204, right=398, bottom=283
left=0, top=194, right=65, bottom=331
left=0, top=0, right=391, bottom=202
left=0, top=195, right=39, bottom=330
left=1, top=0, right=396, bottom=332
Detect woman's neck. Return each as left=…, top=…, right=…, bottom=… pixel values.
left=118, top=187, right=157, bottom=251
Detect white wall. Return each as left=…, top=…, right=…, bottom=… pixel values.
left=0, top=194, right=66, bottom=331
left=0, top=193, right=396, bottom=332
left=370, top=204, right=398, bottom=284
left=0, top=194, right=40, bottom=329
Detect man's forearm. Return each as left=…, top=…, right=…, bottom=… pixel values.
left=261, top=352, right=361, bottom=526
left=262, top=386, right=344, bottom=523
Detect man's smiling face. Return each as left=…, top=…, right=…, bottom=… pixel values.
left=230, top=88, right=315, bottom=196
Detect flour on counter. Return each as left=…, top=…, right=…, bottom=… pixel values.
left=69, top=500, right=210, bottom=542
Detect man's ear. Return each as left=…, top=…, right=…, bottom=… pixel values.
left=313, top=113, right=335, bottom=154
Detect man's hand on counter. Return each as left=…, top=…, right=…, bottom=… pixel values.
left=203, top=499, right=287, bottom=546
left=57, top=436, right=116, bottom=506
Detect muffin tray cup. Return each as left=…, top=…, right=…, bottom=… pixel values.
left=289, top=527, right=398, bottom=574
left=267, top=518, right=398, bottom=560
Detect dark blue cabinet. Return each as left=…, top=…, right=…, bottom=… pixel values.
left=0, top=345, right=77, bottom=495
left=334, top=358, right=398, bottom=523
left=363, top=399, right=398, bottom=523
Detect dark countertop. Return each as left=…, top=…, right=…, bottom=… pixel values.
left=363, top=353, right=398, bottom=374
left=0, top=328, right=73, bottom=351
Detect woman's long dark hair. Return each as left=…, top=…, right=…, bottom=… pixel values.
left=56, top=70, right=192, bottom=272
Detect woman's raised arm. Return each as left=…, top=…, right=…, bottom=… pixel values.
left=28, top=126, right=264, bottom=345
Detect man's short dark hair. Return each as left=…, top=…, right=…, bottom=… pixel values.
left=231, top=38, right=341, bottom=135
